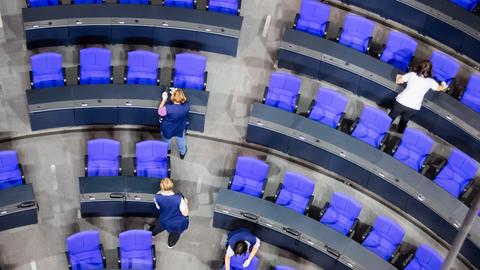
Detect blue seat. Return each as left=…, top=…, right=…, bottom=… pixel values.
left=163, top=0, right=195, bottom=8
left=392, top=128, right=434, bottom=172
left=72, top=0, right=104, bottom=3
left=450, top=0, right=479, bottom=11
left=319, top=192, right=362, bottom=236
left=308, top=88, right=347, bottom=129
left=263, top=72, right=301, bottom=112
left=207, top=0, right=240, bottom=15
left=135, top=140, right=170, bottom=179
left=361, top=216, right=405, bottom=261
left=433, top=148, right=478, bottom=198
left=403, top=244, right=444, bottom=270
left=125, top=50, right=159, bottom=85
left=229, top=157, right=269, bottom=198
left=275, top=267, right=296, bottom=270
left=337, top=13, right=374, bottom=53
left=294, top=0, right=331, bottom=38
left=79, top=48, right=112, bottom=85
left=86, top=139, right=121, bottom=177
left=66, top=231, right=106, bottom=270
left=118, top=230, right=155, bottom=269
left=350, top=106, right=392, bottom=148
left=0, top=151, right=25, bottom=190
left=379, top=31, right=417, bottom=71
left=28, top=0, right=60, bottom=7
left=431, top=51, right=460, bottom=87
left=460, top=74, right=480, bottom=113
left=274, top=172, right=315, bottom=215
left=118, top=0, right=150, bottom=3
left=30, top=52, right=65, bottom=89
left=172, top=53, right=207, bottom=90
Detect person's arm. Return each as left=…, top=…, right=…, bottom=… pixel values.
left=243, top=238, right=260, bottom=267
left=158, top=91, right=168, bottom=113
left=224, top=254, right=231, bottom=270
left=180, top=197, right=189, bottom=217
left=395, top=74, right=405, bottom=84
left=436, top=81, right=447, bottom=92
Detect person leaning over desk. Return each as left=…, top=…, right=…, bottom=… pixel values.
left=389, top=60, right=447, bottom=134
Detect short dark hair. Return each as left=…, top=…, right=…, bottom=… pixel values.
left=414, top=60, right=433, bottom=78
left=233, top=241, right=248, bottom=255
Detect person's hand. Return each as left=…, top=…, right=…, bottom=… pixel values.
left=183, top=198, right=188, bottom=205
left=440, top=81, right=447, bottom=92
left=169, top=87, right=178, bottom=94
left=162, top=91, right=168, bottom=100
left=242, top=258, right=252, bottom=268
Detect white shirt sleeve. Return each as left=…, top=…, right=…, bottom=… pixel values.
left=179, top=198, right=188, bottom=212
left=401, top=72, right=414, bottom=82
left=429, top=79, right=440, bottom=91
left=226, top=246, right=234, bottom=257
left=154, top=197, right=160, bottom=210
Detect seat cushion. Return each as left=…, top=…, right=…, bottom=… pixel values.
left=230, top=175, right=264, bottom=197
left=265, top=88, right=298, bottom=112
left=309, top=105, right=341, bottom=128
left=276, top=190, right=309, bottom=214
left=351, top=123, right=386, bottom=148
left=88, top=160, right=119, bottom=176
left=339, top=33, right=369, bottom=53
left=0, top=169, right=23, bottom=190
left=380, top=50, right=411, bottom=72
left=461, top=92, right=480, bottom=113
left=121, top=249, right=153, bottom=269
left=137, top=160, right=169, bottom=178
left=393, top=146, right=427, bottom=171
left=70, top=250, right=104, bottom=270
left=320, top=207, right=356, bottom=235
left=362, top=231, right=398, bottom=261
left=433, top=165, right=471, bottom=198
left=209, top=0, right=238, bottom=14
left=164, top=0, right=194, bottom=8
left=174, top=74, right=204, bottom=90
left=296, top=18, right=327, bottom=37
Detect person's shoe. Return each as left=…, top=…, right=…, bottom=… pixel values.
left=180, top=148, right=188, bottom=160
left=167, top=243, right=174, bottom=249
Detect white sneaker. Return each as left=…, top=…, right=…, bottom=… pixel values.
left=167, top=243, right=174, bottom=249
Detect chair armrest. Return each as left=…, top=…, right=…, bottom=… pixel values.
left=445, top=78, right=457, bottom=96
left=391, top=137, right=402, bottom=155
left=318, top=202, right=330, bottom=219
left=109, top=66, right=114, bottom=83
left=117, top=247, right=121, bottom=269
left=273, top=183, right=283, bottom=202
left=203, top=71, right=208, bottom=91
left=420, top=154, right=431, bottom=171
left=157, top=68, right=161, bottom=85
left=193, top=0, right=197, bottom=9
left=293, top=13, right=300, bottom=28
left=348, top=218, right=359, bottom=238
left=118, top=155, right=122, bottom=176
left=294, top=94, right=301, bottom=113
left=261, top=178, right=267, bottom=198
left=170, top=68, right=175, bottom=86
left=349, top=117, right=360, bottom=134
left=62, top=68, right=67, bottom=85
left=26, top=0, right=30, bottom=8
left=18, top=164, right=26, bottom=183
left=434, top=159, right=447, bottom=176
left=228, top=178, right=233, bottom=189
left=323, top=21, right=330, bottom=38
left=65, top=252, right=72, bottom=270
left=390, top=244, right=402, bottom=262
left=377, top=44, right=386, bottom=58
left=29, top=71, right=34, bottom=88
left=167, top=156, right=172, bottom=178
left=365, top=37, right=373, bottom=54
left=469, top=1, right=479, bottom=11
left=262, top=86, right=269, bottom=103
left=237, top=0, right=242, bottom=15
left=304, top=195, right=314, bottom=215
left=77, top=65, right=82, bottom=83
left=457, top=87, right=466, bottom=100
left=306, top=99, right=316, bottom=117
left=99, top=244, right=107, bottom=267
left=123, top=66, right=128, bottom=83
left=361, top=225, right=372, bottom=242
left=379, top=133, right=389, bottom=149
left=162, top=0, right=165, bottom=5
left=402, top=252, right=415, bottom=268
left=206, top=0, right=210, bottom=9
left=84, top=155, right=88, bottom=176
left=152, top=245, right=157, bottom=269
left=133, top=157, right=137, bottom=176
left=460, top=179, right=475, bottom=199
left=336, top=27, right=343, bottom=42
left=336, top=113, right=346, bottom=130
left=474, top=3, right=480, bottom=14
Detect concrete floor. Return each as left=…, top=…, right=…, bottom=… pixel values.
left=0, top=0, right=477, bottom=269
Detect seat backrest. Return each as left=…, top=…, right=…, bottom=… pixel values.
left=400, top=128, right=434, bottom=156
left=175, top=53, right=206, bottom=76
left=73, top=0, right=103, bottom=3
left=88, top=139, right=120, bottom=161
left=330, top=192, right=362, bottom=219
left=31, top=52, right=62, bottom=76
left=430, top=51, right=460, bottom=83
left=119, top=0, right=150, bottom=3
left=343, top=13, right=374, bottom=37
left=80, top=48, right=111, bottom=71
left=385, top=31, right=417, bottom=55
left=299, top=0, right=330, bottom=23
left=234, top=156, right=269, bottom=182
left=407, top=244, right=444, bottom=270
left=136, top=140, right=168, bottom=163
left=315, top=88, right=348, bottom=114
left=445, top=148, right=478, bottom=180
left=119, top=230, right=152, bottom=252
left=269, top=72, right=301, bottom=95
left=371, top=216, right=405, bottom=245
left=359, top=106, right=392, bottom=134
left=465, top=74, right=480, bottom=98
left=128, top=50, right=159, bottom=72
left=0, top=151, right=20, bottom=173
left=66, top=231, right=101, bottom=255
left=282, top=172, right=315, bottom=197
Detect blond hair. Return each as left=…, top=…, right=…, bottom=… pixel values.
left=171, top=89, right=187, bottom=104
left=160, top=178, right=174, bottom=191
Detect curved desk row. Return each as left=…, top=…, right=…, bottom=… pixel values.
left=278, top=28, right=480, bottom=162
left=80, top=176, right=159, bottom=218
left=246, top=103, right=480, bottom=268
left=26, top=85, right=209, bottom=132
left=22, top=4, right=243, bottom=56
left=214, top=188, right=396, bottom=270
left=0, top=184, right=38, bottom=232
left=341, top=0, right=480, bottom=63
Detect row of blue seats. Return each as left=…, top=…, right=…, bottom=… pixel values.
left=27, top=0, right=241, bottom=15
left=0, top=151, right=26, bottom=190
left=450, top=0, right=480, bottom=13
left=293, top=0, right=480, bottom=113
left=85, top=139, right=170, bottom=178
left=262, top=72, right=479, bottom=200
left=228, top=156, right=445, bottom=269
left=30, top=50, right=208, bottom=90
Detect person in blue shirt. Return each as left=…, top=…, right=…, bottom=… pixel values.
left=158, top=88, right=190, bottom=159
left=223, top=228, right=261, bottom=270
left=146, top=178, right=189, bottom=248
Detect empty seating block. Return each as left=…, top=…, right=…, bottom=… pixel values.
left=319, top=192, right=362, bottom=236
left=126, top=50, right=159, bottom=85
left=431, top=51, right=460, bottom=86
left=118, top=0, right=150, bottom=3
left=66, top=231, right=106, bottom=270
left=460, top=74, right=480, bottom=113
left=118, top=230, right=155, bottom=269
left=275, top=172, right=315, bottom=214
left=163, top=0, right=195, bottom=8
left=392, top=128, right=434, bottom=172
left=28, top=0, right=60, bottom=7
left=362, top=216, right=405, bottom=261
left=86, top=139, right=121, bottom=177
left=294, top=0, right=331, bottom=38
left=338, top=14, right=374, bottom=53
left=30, top=52, right=65, bottom=89
left=263, top=72, right=301, bottom=112
left=433, top=148, right=478, bottom=198
left=229, top=157, right=269, bottom=198
left=351, top=106, right=392, bottom=148
left=207, top=0, right=240, bottom=15
left=450, top=0, right=479, bottom=11
left=0, top=151, right=24, bottom=190
left=403, top=244, right=444, bottom=270
left=135, top=140, right=170, bottom=178
left=379, top=31, right=417, bottom=71
left=173, top=53, right=207, bottom=90
left=79, top=48, right=112, bottom=85
left=72, top=0, right=104, bottom=3
left=308, top=88, right=347, bottom=129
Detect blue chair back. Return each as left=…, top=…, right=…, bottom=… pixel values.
left=320, top=192, right=362, bottom=235
left=119, top=0, right=150, bottom=3
left=450, top=0, right=479, bottom=11
left=0, top=151, right=23, bottom=190
left=295, top=0, right=331, bottom=37
left=230, top=157, right=269, bottom=198
left=72, top=0, right=103, bottom=3
left=135, top=140, right=169, bottom=178
left=380, top=31, right=417, bottom=71
left=362, top=216, right=405, bottom=261
left=164, top=0, right=195, bottom=8
left=275, top=172, right=315, bottom=214
left=80, top=48, right=111, bottom=85
left=308, top=88, right=347, bottom=128
left=208, top=0, right=239, bottom=15
left=393, top=128, right=434, bottom=171
left=460, top=74, right=480, bottom=113
left=66, top=231, right=104, bottom=270
left=351, top=106, right=392, bottom=148
left=173, top=53, right=207, bottom=90
left=127, top=50, right=159, bottom=85
left=264, top=72, right=301, bottom=112
left=431, top=51, right=460, bottom=86
left=339, top=14, right=374, bottom=53
left=404, top=244, right=444, bottom=270
left=31, top=52, right=64, bottom=89
left=87, top=139, right=120, bottom=177
left=119, top=230, right=154, bottom=269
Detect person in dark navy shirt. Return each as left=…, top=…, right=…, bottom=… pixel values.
left=223, top=228, right=261, bottom=270
left=158, top=88, right=190, bottom=159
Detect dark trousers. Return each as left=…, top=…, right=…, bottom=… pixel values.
left=389, top=101, right=418, bottom=133
left=149, top=221, right=182, bottom=247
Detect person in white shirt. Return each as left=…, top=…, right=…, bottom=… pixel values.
left=389, top=60, right=447, bottom=133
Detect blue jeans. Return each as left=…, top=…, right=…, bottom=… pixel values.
left=162, top=134, right=187, bottom=155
